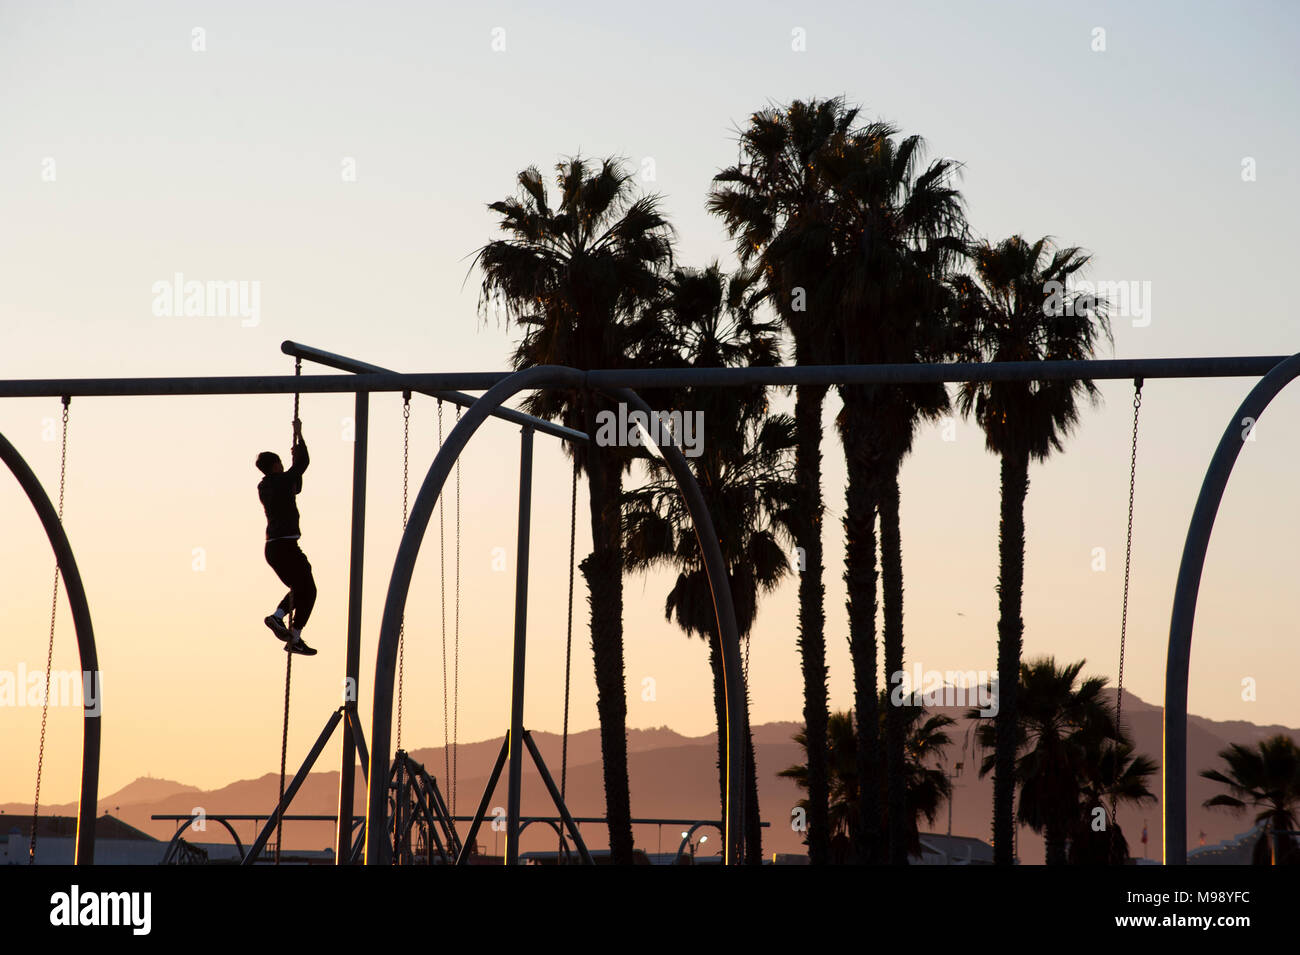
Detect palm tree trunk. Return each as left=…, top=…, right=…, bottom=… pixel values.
left=1044, top=821, right=1068, bottom=866
left=707, top=630, right=727, bottom=813
left=581, top=402, right=634, bottom=865
left=743, top=669, right=763, bottom=864
left=842, top=392, right=883, bottom=864
left=794, top=382, right=832, bottom=865
left=993, top=450, right=1029, bottom=865
left=879, top=466, right=908, bottom=865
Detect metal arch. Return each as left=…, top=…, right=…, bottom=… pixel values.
left=161, top=814, right=246, bottom=863
left=675, top=821, right=723, bottom=862
left=1164, top=351, right=1300, bottom=865
left=0, top=430, right=99, bottom=866
left=516, top=818, right=575, bottom=863
left=365, top=365, right=745, bottom=865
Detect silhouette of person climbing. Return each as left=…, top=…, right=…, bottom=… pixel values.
left=256, top=418, right=317, bottom=655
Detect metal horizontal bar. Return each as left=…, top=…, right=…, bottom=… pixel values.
left=0, top=356, right=1289, bottom=399
left=149, top=812, right=769, bottom=827
left=0, top=372, right=507, bottom=398
left=281, top=341, right=587, bottom=444
left=448, top=815, right=771, bottom=827
left=584, top=355, right=1290, bottom=389
left=152, top=814, right=354, bottom=822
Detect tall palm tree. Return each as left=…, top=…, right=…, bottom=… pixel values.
left=780, top=698, right=956, bottom=861
left=1202, top=734, right=1300, bottom=865
left=709, top=98, right=859, bottom=864
left=624, top=262, right=796, bottom=864
left=474, top=156, right=675, bottom=863
left=823, top=123, right=966, bottom=864
left=950, top=238, right=1112, bottom=863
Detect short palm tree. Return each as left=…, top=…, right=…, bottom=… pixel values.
left=474, top=156, right=674, bottom=863
left=950, top=238, right=1113, bottom=863
left=781, top=698, right=956, bottom=861
left=709, top=98, right=859, bottom=864
left=624, top=262, right=795, bottom=864
left=1070, top=737, right=1158, bottom=864
left=970, top=657, right=1126, bottom=864
left=1202, top=734, right=1300, bottom=865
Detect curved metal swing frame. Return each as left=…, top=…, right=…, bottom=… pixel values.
left=364, top=365, right=747, bottom=865
left=1163, top=352, right=1300, bottom=864
left=0, top=429, right=99, bottom=865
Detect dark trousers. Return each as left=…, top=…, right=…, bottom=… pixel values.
left=265, top=539, right=316, bottom=630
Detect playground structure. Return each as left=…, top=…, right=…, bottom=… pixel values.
left=3, top=346, right=1295, bottom=866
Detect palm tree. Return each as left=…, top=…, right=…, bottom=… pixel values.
left=624, top=262, right=795, bottom=864
left=1070, top=738, right=1158, bottom=864
left=474, top=156, right=675, bottom=863
left=970, top=657, right=1141, bottom=864
left=1202, top=734, right=1300, bottom=865
left=709, top=98, right=859, bottom=864
left=780, top=698, right=956, bottom=861
left=950, top=238, right=1112, bottom=863
left=822, top=123, right=966, bottom=864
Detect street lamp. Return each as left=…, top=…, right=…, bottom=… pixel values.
left=946, top=762, right=963, bottom=837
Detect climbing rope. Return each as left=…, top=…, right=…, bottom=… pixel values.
left=438, top=401, right=451, bottom=798
left=1116, top=378, right=1142, bottom=735
left=29, top=396, right=70, bottom=865
left=396, top=393, right=411, bottom=750
left=452, top=405, right=462, bottom=816
left=275, top=358, right=302, bottom=865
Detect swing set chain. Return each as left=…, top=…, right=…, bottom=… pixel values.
left=397, top=394, right=410, bottom=750
left=1116, top=379, right=1142, bottom=737
left=30, top=397, right=70, bottom=864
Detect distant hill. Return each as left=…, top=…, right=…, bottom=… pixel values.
left=3, top=693, right=1294, bottom=862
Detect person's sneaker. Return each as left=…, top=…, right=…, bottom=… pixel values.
left=287, top=632, right=317, bottom=656
left=264, top=615, right=291, bottom=641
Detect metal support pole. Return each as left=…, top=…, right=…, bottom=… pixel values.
left=242, top=709, right=342, bottom=864
left=336, top=391, right=368, bottom=863
left=1163, top=352, right=1300, bottom=864
left=506, top=426, right=534, bottom=865
left=522, top=730, right=594, bottom=864
left=0, top=430, right=99, bottom=865
left=346, top=709, right=369, bottom=783
left=455, top=736, right=510, bottom=865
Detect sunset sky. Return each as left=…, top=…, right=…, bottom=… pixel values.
left=2, top=0, right=1299, bottom=812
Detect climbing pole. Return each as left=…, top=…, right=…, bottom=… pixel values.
left=274, top=357, right=302, bottom=864
left=438, top=401, right=450, bottom=796
left=1116, top=378, right=1142, bottom=734
left=29, top=395, right=70, bottom=865
left=452, top=405, right=462, bottom=817
left=559, top=460, right=577, bottom=858
left=396, top=392, right=411, bottom=750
